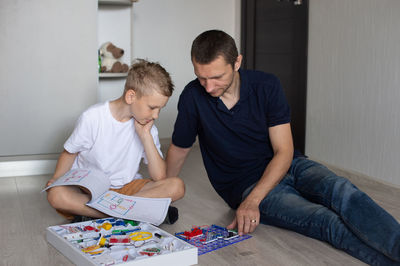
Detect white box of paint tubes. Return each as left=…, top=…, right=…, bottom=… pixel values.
left=46, top=217, right=198, bottom=266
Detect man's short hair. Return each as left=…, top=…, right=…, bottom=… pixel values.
left=124, top=59, right=174, bottom=97
left=191, top=30, right=238, bottom=67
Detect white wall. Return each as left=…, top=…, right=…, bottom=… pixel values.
left=307, top=0, right=400, bottom=185
left=0, top=0, right=240, bottom=157
left=0, top=0, right=98, bottom=156
left=131, top=0, right=241, bottom=139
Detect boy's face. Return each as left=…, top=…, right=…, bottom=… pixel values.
left=127, top=89, right=169, bottom=125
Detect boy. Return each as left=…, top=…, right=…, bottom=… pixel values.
left=47, top=59, right=184, bottom=224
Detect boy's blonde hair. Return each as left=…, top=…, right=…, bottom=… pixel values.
left=124, top=59, right=174, bottom=97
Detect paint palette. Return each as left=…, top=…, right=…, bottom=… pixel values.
left=175, top=225, right=252, bottom=255
left=46, top=218, right=197, bottom=266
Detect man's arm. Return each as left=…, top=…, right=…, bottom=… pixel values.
left=166, top=143, right=192, bottom=177
left=228, top=122, right=294, bottom=235
left=46, top=149, right=78, bottom=187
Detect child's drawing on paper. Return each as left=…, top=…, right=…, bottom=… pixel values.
left=61, top=169, right=91, bottom=183
left=96, top=191, right=136, bottom=216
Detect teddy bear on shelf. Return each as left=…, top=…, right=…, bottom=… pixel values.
left=99, top=42, right=129, bottom=73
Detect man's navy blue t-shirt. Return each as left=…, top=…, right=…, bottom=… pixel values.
left=172, top=69, right=292, bottom=209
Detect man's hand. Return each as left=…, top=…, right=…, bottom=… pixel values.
left=227, top=199, right=260, bottom=235
left=134, top=119, right=154, bottom=141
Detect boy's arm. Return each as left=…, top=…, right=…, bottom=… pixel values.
left=166, top=143, right=191, bottom=177
left=135, top=120, right=166, bottom=181
left=46, top=149, right=77, bottom=187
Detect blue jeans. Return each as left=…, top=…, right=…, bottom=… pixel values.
left=242, top=158, right=400, bottom=266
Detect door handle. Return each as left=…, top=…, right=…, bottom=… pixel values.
left=276, top=0, right=303, bottom=5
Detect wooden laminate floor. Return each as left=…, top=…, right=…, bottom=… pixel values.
left=1, top=144, right=399, bottom=265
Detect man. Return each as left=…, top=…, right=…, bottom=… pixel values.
left=166, top=30, right=400, bottom=265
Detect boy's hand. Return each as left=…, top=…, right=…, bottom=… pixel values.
left=45, top=178, right=57, bottom=188
left=134, top=118, right=166, bottom=180
left=134, top=119, right=154, bottom=140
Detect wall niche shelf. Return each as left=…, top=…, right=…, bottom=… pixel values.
left=98, top=0, right=137, bottom=6
left=99, top=72, right=128, bottom=79
left=97, top=0, right=136, bottom=84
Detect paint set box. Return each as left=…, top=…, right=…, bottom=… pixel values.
left=46, top=218, right=197, bottom=266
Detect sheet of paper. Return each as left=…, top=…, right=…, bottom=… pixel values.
left=42, top=169, right=110, bottom=200
left=86, top=191, right=171, bottom=226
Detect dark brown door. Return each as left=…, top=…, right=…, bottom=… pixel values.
left=241, top=0, right=308, bottom=153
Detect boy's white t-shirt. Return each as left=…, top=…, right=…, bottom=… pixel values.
left=64, top=101, right=162, bottom=189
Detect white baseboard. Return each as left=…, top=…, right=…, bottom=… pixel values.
left=0, top=159, right=57, bottom=178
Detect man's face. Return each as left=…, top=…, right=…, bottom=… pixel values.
left=129, top=89, right=169, bottom=125
left=193, top=56, right=237, bottom=98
